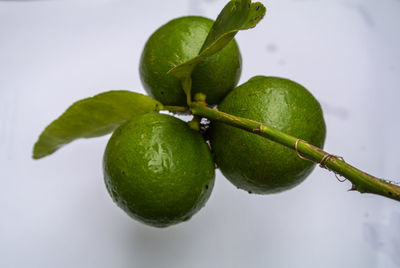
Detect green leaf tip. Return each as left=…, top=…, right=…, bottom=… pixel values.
left=32, top=90, right=163, bottom=159
left=168, top=0, right=266, bottom=80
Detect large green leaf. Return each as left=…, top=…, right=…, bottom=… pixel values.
left=168, top=0, right=266, bottom=100
left=33, top=90, right=163, bottom=159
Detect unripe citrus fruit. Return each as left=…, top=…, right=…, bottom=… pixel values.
left=103, top=113, right=215, bottom=227
left=210, top=76, right=326, bottom=194
left=139, top=16, right=242, bottom=106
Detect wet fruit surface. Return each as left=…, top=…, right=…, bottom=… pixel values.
left=139, top=16, right=242, bottom=106
left=103, top=113, right=215, bottom=227
left=210, top=76, right=326, bottom=194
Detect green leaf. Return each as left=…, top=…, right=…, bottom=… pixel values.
left=33, top=90, right=163, bottom=159
left=168, top=0, right=266, bottom=81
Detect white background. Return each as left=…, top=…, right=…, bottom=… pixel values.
left=1, top=0, right=400, bottom=267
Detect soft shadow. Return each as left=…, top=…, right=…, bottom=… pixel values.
left=122, top=223, right=198, bottom=267
left=364, top=212, right=400, bottom=266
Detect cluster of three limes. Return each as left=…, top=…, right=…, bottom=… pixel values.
left=103, top=16, right=326, bottom=227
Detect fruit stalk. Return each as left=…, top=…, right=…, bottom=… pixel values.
left=190, top=101, right=400, bottom=202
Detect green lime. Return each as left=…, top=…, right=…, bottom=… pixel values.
left=103, top=113, right=215, bottom=227
left=210, top=76, right=326, bottom=194
left=139, top=16, right=242, bottom=106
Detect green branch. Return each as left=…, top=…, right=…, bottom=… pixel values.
left=189, top=101, right=400, bottom=202
left=161, top=105, right=189, bottom=113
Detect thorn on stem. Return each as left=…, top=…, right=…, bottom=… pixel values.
left=253, top=125, right=262, bottom=132
left=348, top=184, right=357, bottom=192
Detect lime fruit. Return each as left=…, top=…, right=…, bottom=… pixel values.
left=210, top=76, right=326, bottom=194
left=103, top=113, right=215, bottom=227
left=139, top=16, right=242, bottom=106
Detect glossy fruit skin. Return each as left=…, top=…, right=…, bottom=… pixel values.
left=210, top=76, right=326, bottom=194
left=139, top=16, right=242, bottom=106
left=103, top=113, right=215, bottom=227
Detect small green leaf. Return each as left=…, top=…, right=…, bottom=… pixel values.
left=168, top=0, right=266, bottom=81
left=33, top=90, right=163, bottom=159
